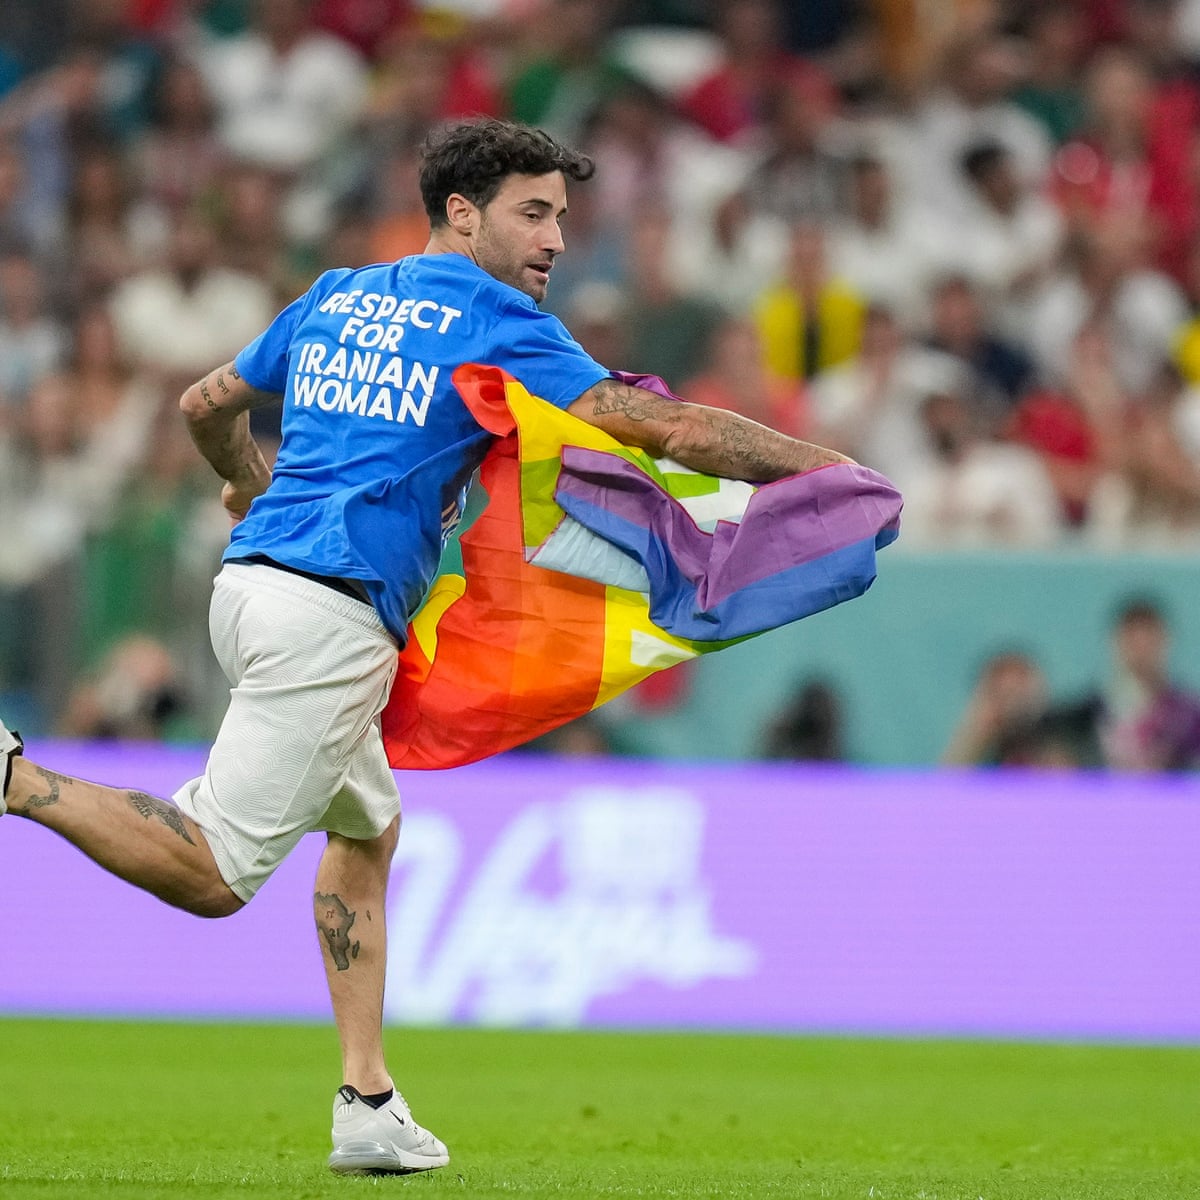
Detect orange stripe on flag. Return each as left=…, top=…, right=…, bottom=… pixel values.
left=381, top=366, right=608, bottom=769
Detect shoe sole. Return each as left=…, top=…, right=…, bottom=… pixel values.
left=328, top=1140, right=449, bottom=1175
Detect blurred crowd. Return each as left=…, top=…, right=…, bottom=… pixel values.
left=4, top=0, right=1200, bottom=741
left=941, top=595, right=1200, bottom=769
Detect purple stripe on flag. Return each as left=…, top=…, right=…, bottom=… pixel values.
left=694, top=537, right=888, bottom=636
left=558, top=496, right=888, bottom=640
left=556, top=449, right=902, bottom=612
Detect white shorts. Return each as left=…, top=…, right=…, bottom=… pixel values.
left=174, top=562, right=401, bottom=902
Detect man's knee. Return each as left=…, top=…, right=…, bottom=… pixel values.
left=375, top=816, right=400, bottom=858
left=324, top=817, right=400, bottom=870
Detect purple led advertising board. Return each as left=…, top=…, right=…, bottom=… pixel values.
left=2, top=741, right=1198, bottom=1039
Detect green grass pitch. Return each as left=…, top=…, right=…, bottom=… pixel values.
left=1, top=1018, right=1198, bottom=1199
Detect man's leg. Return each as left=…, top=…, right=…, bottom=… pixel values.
left=4, top=750, right=242, bottom=918
left=317, top=818, right=450, bottom=1175
left=314, top=819, right=399, bottom=1093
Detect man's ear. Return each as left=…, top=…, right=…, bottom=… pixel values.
left=445, top=192, right=478, bottom=236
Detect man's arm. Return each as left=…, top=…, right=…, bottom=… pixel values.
left=179, top=360, right=279, bottom=521
left=567, top=377, right=854, bottom=483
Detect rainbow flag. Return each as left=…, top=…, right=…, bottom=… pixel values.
left=381, top=365, right=901, bottom=769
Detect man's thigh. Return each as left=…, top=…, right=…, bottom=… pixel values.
left=175, top=564, right=400, bottom=901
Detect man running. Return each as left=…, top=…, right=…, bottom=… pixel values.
left=0, top=117, right=850, bottom=1175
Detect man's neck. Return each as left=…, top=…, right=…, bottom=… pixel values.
left=424, top=231, right=476, bottom=266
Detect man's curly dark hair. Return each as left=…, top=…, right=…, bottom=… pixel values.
left=419, top=118, right=595, bottom=227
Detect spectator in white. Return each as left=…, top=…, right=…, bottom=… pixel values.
left=1112, top=362, right=1200, bottom=546
left=0, top=371, right=142, bottom=590
left=1166, top=364, right=1200, bottom=474
left=196, top=0, right=368, bottom=174
left=63, top=303, right=160, bottom=486
left=826, top=149, right=943, bottom=328
left=741, top=70, right=845, bottom=225
left=665, top=185, right=789, bottom=314
left=0, top=248, right=66, bottom=416
left=561, top=281, right=630, bottom=372
left=108, top=208, right=274, bottom=380
left=898, top=385, right=1063, bottom=549
left=898, top=30, right=1052, bottom=226
left=949, top=140, right=1065, bottom=342
left=1026, top=218, right=1188, bottom=394
left=0, top=374, right=82, bottom=589
left=808, top=303, right=964, bottom=489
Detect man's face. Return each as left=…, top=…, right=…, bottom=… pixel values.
left=472, top=171, right=568, bottom=302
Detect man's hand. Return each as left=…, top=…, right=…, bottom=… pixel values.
left=221, top=479, right=267, bottom=525
left=568, top=377, right=854, bottom=483
left=180, top=361, right=277, bottom=508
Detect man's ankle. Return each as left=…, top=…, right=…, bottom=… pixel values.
left=341, top=1084, right=394, bottom=1109
left=342, top=1073, right=393, bottom=1099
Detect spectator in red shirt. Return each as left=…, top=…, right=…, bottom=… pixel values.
left=681, top=315, right=808, bottom=438
left=1052, top=43, right=1195, bottom=280
left=680, top=0, right=835, bottom=146
left=1008, top=320, right=1126, bottom=527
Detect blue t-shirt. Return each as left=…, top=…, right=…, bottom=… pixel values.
left=227, top=254, right=609, bottom=643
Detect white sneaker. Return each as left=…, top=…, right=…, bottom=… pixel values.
left=0, top=722, right=22, bottom=816
left=328, top=1085, right=450, bottom=1175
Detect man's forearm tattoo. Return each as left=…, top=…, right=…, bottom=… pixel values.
left=588, top=378, right=679, bottom=425
left=586, top=379, right=841, bottom=483
left=19, top=766, right=72, bottom=812
left=127, top=791, right=197, bottom=845
left=200, top=379, right=216, bottom=411
left=704, top=410, right=780, bottom=481
left=315, top=891, right=361, bottom=971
